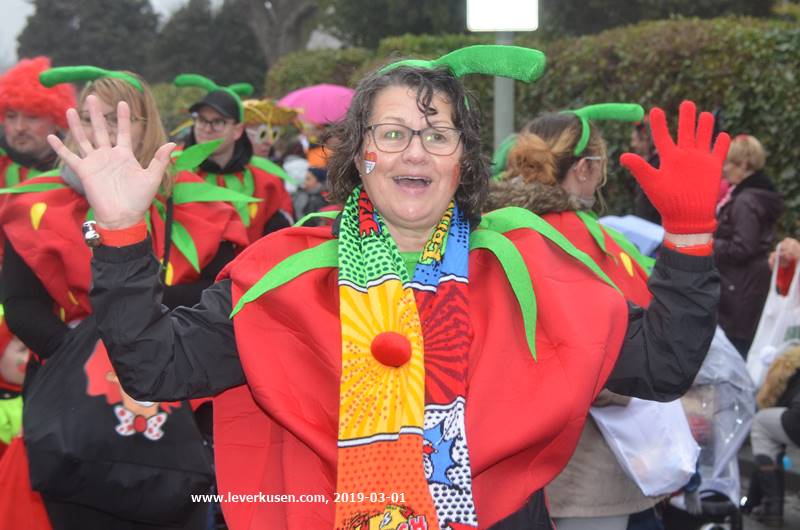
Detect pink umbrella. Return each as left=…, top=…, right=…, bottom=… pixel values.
left=278, top=84, right=354, bottom=125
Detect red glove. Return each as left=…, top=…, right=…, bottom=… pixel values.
left=620, top=100, right=730, bottom=234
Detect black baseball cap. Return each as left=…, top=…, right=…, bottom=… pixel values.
left=189, top=90, right=241, bottom=122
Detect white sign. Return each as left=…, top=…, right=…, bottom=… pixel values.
left=467, top=0, right=539, bottom=32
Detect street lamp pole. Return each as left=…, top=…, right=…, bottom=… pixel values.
left=494, top=31, right=515, bottom=151
left=466, top=0, right=538, bottom=151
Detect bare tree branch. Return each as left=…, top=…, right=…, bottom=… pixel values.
left=242, top=0, right=317, bottom=67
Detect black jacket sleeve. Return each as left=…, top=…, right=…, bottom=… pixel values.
left=2, top=239, right=69, bottom=357
left=161, top=242, right=236, bottom=310
left=90, top=237, right=245, bottom=402
left=262, top=210, right=292, bottom=236
left=605, top=247, right=720, bottom=401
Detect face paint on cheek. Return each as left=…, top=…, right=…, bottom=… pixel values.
left=452, top=163, right=461, bottom=185
left=364, top=151, right=377, bottom=174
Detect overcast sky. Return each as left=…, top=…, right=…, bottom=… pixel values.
left=0, top=0, right=201, bottom=69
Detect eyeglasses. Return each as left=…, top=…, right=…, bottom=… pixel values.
left=582, top=155, right=608, bottom=187
left=79, top=111, right=145, bottom=130
left=192, top=112, right=234, bottom=132
left=365, top=123, right=462, bottom=156
left=582, top=156, right=605, bottom=163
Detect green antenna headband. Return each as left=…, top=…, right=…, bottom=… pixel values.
left=380, top=45, right=547, bottom=83
left=564, top=103, right=645, bottom=156
left=39, top=66, right=144, bottom=92
left=173, top=74, right=254, bottom=122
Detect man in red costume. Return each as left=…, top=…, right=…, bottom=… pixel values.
left=0, top=57, right=75, bottom=186
left=181, top=82, right=294, bottom=244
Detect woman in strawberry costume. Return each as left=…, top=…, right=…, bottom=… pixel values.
left=52, top=47, right=727, bottom=530
left=1, top=67, right=250, bottom=530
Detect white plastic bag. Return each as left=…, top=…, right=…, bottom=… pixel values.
left=746, top=246, right=800, bottom=388
left=590, top=398, right=700, bottom=496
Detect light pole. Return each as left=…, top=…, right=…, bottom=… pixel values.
left=493, top=31, right=515, bottom=152
left=466, top=1, right=539, bottom=151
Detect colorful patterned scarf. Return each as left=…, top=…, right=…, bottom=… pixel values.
left=336, top=187, right=477, bottom=530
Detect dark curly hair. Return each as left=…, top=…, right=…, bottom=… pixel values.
left=326, top=65, right=490, bottom=225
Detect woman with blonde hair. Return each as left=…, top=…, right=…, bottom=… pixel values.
left=715, top=134, right=783, bottom=357
left=0, top=67, right=249, bottom=529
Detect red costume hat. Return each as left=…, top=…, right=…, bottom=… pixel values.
left=0, top=56, right=76, bottom=129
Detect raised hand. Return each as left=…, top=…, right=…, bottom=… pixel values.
left=47, top=94, right=175, bottom=229
left=620, top=100, right=730, bottom=235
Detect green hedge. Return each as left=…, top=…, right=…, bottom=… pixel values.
left=262, top=17, right=800, bottom=232
left=264, top=48, right=373, bottom=97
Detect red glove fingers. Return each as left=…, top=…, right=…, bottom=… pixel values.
left=620, top=100, right=731, bottom=234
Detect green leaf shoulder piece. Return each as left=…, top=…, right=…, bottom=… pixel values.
left=575, top=210, right=655, bottom=274
left=575, top=210, right=609, bottom=255
left=171, top=181, right=262, bottom=205
left=479, top=207, right=621, bottom=295
left=249, top=156, right=291, bottom=183
left=169, top=220, right=201, bottom=273
left=172, top=139, right=224, bottom=173
left=230, top=238, right=339, bottom=318
left=293, top=210, right=340, bottom=227
left=0, top=172, right=67, bottom=194
left=600, top=224, right=656, bottom=274
left=469, top=228, right=538, bottom=360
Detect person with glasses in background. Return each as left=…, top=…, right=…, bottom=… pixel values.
left=59, top=47, right=727, bottom=530
left=176, top=74, right=294, bottom=245
left=487, top=104, right=675, bottom=530
left=0, top=66, right=253, bottom=530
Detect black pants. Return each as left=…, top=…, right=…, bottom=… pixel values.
left=488, top=490, right=554, bottom=530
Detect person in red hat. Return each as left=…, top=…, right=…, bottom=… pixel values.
left=0, top=56, right=76, bottom=186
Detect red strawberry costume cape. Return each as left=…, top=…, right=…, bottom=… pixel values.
left=215, top=206, right=629, bottom=529
left=0, top=172, right=248, bottom=321
left=0, top=149, right=51, bottom=264
left=543, top=211, right=654, bottom=308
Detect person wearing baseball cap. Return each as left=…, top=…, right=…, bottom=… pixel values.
left=175, top=74, right=294, bottom=244
left=0, top=56, right=76, bottom=186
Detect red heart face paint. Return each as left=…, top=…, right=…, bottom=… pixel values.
left=364, top=150, right=377, bottom=174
